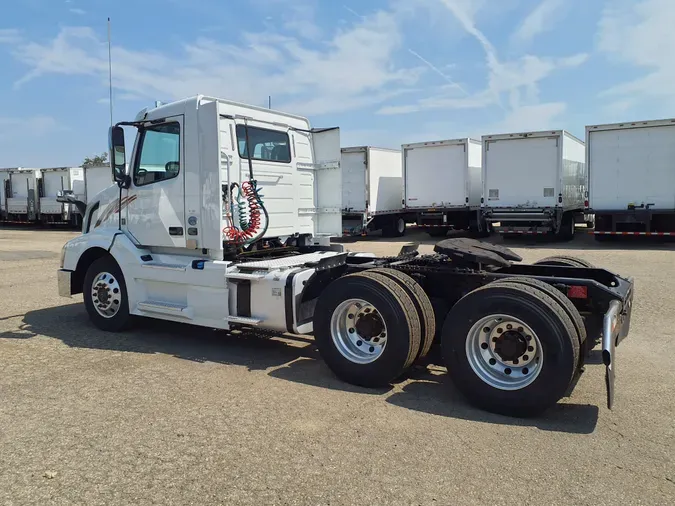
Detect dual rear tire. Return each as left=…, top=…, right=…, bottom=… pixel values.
left=316, top=269, right=584, bottom=417
left=441, top=281, right=581, bottom=417
left=313, top=269, right=435, bottom=387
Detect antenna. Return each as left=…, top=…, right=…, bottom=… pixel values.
left=107, top=17, right=113, bottom=128
left=268, top=96, right=271, bottom=109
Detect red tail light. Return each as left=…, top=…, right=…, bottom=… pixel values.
left=567, top=285, right=588, bottom=299
left=584, top=200, right=589, bottom=208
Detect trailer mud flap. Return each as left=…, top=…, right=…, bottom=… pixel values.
left=602, top=280, right=634, bottom=409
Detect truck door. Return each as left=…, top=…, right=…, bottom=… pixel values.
left=125, top=116, right=186, bottom=248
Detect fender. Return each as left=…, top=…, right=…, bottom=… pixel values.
left=61, top=228, right=124, bottom=272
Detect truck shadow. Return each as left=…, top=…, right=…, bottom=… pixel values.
left=17, top=303, right=317, bottom=372
left=271, top=358, right=599, bottom=435
left=15, top=303, right=599, bottom=434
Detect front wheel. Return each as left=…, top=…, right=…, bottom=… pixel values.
left=83, top=255, right=133, bottom=332
left=441, top=282, right=579, bottom=417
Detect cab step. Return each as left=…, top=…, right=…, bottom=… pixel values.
left=225, top=316, right=263, bottom=325
left=137, top=301, right=194, bottom=319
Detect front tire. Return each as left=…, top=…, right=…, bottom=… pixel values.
left=441, top=282, right=579, bottom=417
left=314, top=272, right=421, bottom=387
left=83, top=255, right=132, bottom=332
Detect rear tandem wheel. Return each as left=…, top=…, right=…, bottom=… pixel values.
left=313, top=271, right=422, bottom=387
left=441, top=281, right=579, bottom=417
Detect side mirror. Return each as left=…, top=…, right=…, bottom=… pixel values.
left=108, top=125, right=126, bottom=182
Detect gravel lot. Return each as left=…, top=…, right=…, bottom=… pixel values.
left=1, top=227, right=673, bottom=505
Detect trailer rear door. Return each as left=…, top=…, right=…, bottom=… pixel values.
left=42, top=170, right=67, bottom=197
left=341, top=149, right=367, bottom=212
left=405, top=143, right=467, bottom=208
left=589, top=125, right=675, bottom=210
left=485, top=136, right=559, bottom=208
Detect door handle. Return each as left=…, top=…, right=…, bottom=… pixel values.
left=169, top=227, right=184, bottom=236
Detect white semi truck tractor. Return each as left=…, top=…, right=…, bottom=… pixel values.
left=57, top=95, right=635, bottom=417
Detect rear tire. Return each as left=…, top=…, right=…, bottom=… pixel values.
left=83, top=255, right=132, bottom=332
left=441, top=282, right=579, bottom=417
left=314, top=272, right=421, bottom=387
left=490, top=277, right=586, bottom=345
left=367, top=268, right=436, bottom=360
left=534, top=255, right=595, bottom=268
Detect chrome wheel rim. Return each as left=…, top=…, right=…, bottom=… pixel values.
left=330, top=298, right=387, bottom=364
left=396, top=218, right=405, bottom=234
left=91, top=271, right=122, bottom=318
left=465, top=314, right=543, bottom=390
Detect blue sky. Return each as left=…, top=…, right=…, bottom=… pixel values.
left=0, top=0, right=672, bottom=166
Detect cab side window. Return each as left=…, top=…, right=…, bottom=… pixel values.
left=236, top=125, right=291, bottom=163
left=134, top=122, right=181, bottom=186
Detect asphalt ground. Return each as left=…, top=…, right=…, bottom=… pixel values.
left=0, top=227, right=673, bottom=505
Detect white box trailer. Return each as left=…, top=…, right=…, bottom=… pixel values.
left=341, top=146, right=406, bottom=237
left=4, top=168, right=39, bottom=221
left=82, top=164, right=114, bottom=203
left=37, top=167, right=85, bottom=224
left=0, top=168, right=9, bottom=220
left=586, top=118, right=675, bottom=238
left=481, top=130, right=588, bottom=239
left=54, top=165, right=115, bottom=228
left=402, top=138, right=484, bottom=237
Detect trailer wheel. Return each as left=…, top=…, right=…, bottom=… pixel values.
left=534, top=255, right=595, bottom=268
left=83, top=255, right=132, bottom=332
left=314, top=272, right=421, bottom=387
left=559, top=212, right=575, bottom=241
left=382, top=216, right=406, bottom=237
left=367, top=268, right=436, bottom=360
left=441, top=282, right=579, bottom=417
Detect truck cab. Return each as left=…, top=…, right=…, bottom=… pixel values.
left=59, top=95, right=345, bottom=333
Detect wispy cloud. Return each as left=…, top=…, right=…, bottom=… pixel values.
left=486, top=102, right=567, bottom=135
left=69, top=8, right=86, bottom=15
left=511, top=0, right=565, bottom=47
left=0, top=116, right=60, bottom=140
left=97, top=93, right=143, bottom=105
left=597, top=0, right=675, bottom=112
left=0, top=29, right=22, bottom=44
left=7, top=8, right=425, bottom=117
left=378, top=0, right=586, bottom=131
